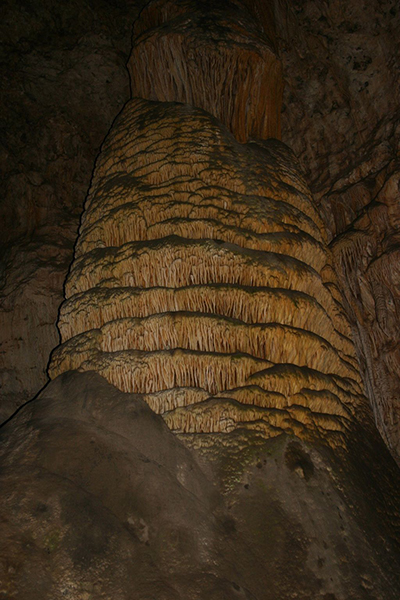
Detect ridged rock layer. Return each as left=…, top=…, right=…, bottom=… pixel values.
left=49, top=98, right=365, bottom=446
left=128, top=0, right=283, bottom=142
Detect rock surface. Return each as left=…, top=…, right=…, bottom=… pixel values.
left=48, top=96, right=366, bottom=449
left=1, top=371, right=399, bottom=599
left=128, top=0, right=283, bottom=141
left=275, top=0, right=400, bottom=460
left=0, top=1, right=399, bottom=596
left=0, top=0, right=145, bottom=422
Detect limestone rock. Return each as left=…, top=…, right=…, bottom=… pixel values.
left=0, top=371, right=399, bottom=599
left=48, top=98, right=365, bottom=448
left=128, top=0, right=283, bottom=142
left=2, top=0, right=399, bottom=460
left=0, top=0, right=145, bottom=422
left=0, top=234, right=72, bottom=423
left=331, top=167, right=400, bottom=459
left=277, top=0, right=399, bottom=198
left=275, top=0, right=400, bottom=459
left=1, top=1, right=400, bottom=597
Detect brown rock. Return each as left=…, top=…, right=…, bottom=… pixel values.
left=331, top=167, right=400, bottom=459
left=274, top=0, right=400, bottom=459
left=128, top=0, right=283, bottom=141
left=0, top=371, right=399, bottom=599
left=0, top=0, right=145, bottom=422
left=1, top=1, right=400, bottom=597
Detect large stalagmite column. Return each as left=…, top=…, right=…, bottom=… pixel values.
left=49, top=0, right=366, bottom=450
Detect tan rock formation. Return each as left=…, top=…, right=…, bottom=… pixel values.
left=1, top=0, right=399, bottom=463
left=48, top=96, right=366, bottom=448
left=47, top=0, right=371, bottom=449
left=128, top=0, right=283, bottom=142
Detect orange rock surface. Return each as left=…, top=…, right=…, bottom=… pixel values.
left=49, top=96, right=366, bottom=446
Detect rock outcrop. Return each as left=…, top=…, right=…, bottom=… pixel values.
left=1, top=371, right=399, bottom=599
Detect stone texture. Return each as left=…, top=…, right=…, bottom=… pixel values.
left=330, top=168, right=400, bottom=459
left=0, top=1, right=400, bottom=596
left=0, top=0, right=146, bottom=422
left=48, top=97, right=365, bottom=447
left=0, top=234, right=72, bottom=423
left=128, top=0, right=283, bottom=141
left=1, top=0, right=399, bottom=460
left=277, top=0, right=399, bottom=197
left=274, top=0, right=400, bottom=460
left=0, top=371, right=399, bottom=599
left=45, top=0, right=373, bottom=453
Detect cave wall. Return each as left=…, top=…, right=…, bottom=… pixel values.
left=276, top=0, right=400, bottom=460
left=0, top=0, right=146, bottom=421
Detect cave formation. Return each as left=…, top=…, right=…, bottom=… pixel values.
left=0, top=0, right=400, bottom=598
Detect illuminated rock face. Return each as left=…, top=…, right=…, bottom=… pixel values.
left=48, top=0, right=367, bottom=448
left=49, top=95, right=366, bottom=448
left=128, top=0, right=283, bottom=142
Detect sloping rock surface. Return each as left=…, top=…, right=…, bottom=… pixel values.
left=1, top=371, right=399, bottom=599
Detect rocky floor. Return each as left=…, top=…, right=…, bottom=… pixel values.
left=1, top=371, right=399, bottom=599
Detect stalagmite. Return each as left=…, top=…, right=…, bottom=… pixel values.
left=48, top=0, right=368, bottom=449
